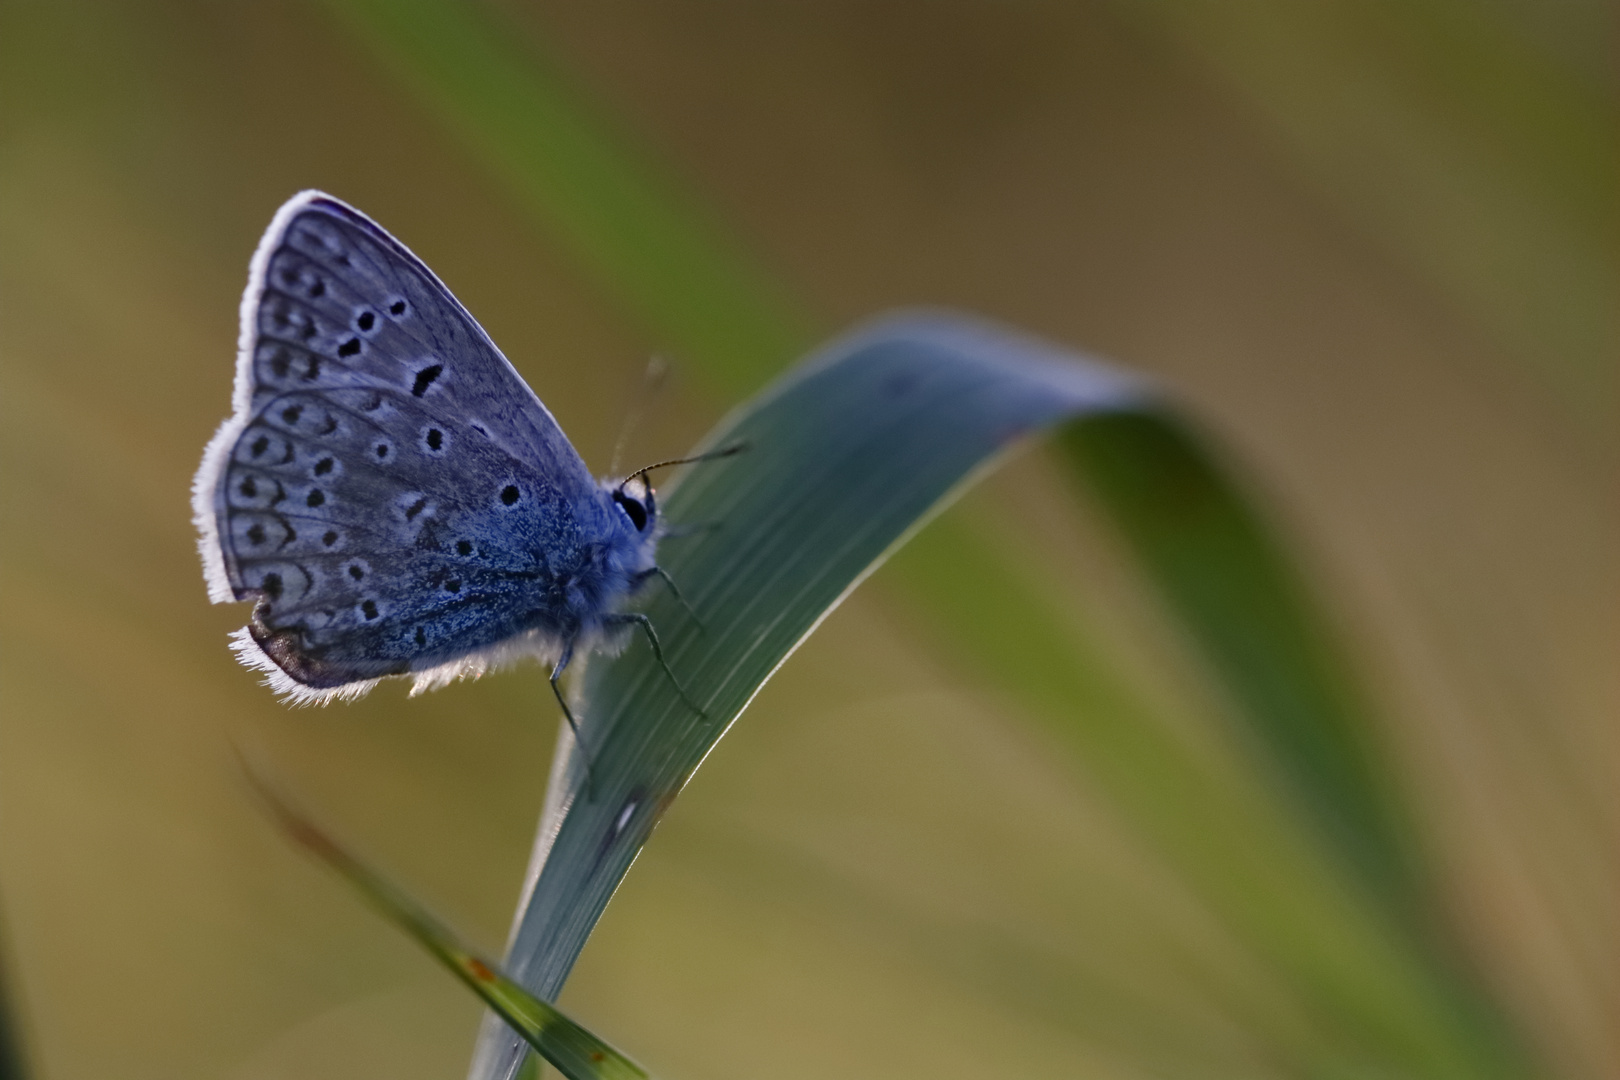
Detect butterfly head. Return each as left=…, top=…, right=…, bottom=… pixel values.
left=611, top=473, right=657, bottom=535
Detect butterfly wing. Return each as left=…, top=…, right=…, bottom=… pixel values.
left=193, top=191, right=607, bottom=702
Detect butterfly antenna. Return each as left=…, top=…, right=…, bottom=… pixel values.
left=609, top=355, right=669, bottom=477
left=630, top=442, right=750, bottom=484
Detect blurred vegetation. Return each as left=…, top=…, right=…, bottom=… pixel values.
left=0, top=2, right=1613, bottom=1079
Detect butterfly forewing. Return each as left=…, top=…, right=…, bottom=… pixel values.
left=204, top=193, right=607, bottom=691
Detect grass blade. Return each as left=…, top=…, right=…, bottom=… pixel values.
left=1063, top=413, right=1419, bottom=911
left=246, top=765, right=650, bottom=1080
left=474, top=315, right=1521, bottom=1080
left=469, top=314, right=1147, bottom=1080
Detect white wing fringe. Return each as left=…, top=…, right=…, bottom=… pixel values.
left=226, top=626, right=567, bottom=706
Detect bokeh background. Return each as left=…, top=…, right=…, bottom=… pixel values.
left=1, top=2, right=1614, bottom=1078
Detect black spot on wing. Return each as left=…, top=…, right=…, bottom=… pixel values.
left=411, top=364, right=442, bottom=397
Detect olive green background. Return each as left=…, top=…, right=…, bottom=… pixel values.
left=1, top=3, right=1613, bottom=1078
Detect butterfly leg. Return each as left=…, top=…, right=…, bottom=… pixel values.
left=632, top=566, right=703, bottom=628
left=549, top=643, right=597, bottom=793
left=607, top=612, right=706, bottom=717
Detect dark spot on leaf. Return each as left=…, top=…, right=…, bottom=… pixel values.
left=251, top=435, right=269, bottom=457
left=361, top=599, right=378, bottom=620
left=239, top=477, right=257, bottom=498
left=455, top=540, right=473, bottom=556
left=411, top=364, right=443, bottom=397
left=322, top=530, right=339, bottom=546
left=246, top=524, right=265, bottom=545
left=405, top=497, right=428, bottom=521
left=281, top=405, right=302, bottom=425
left=425, top=428, right=443, bottom=451
left=337, top=337, right=361, bottom=358
left=500, top=485, right=519, bottom=506
left=389, top=299, right=407, bottom=316
left=306, top=489, right=325, bottom=508
left=356, top=311, right=375, bottom=332
left=375, top=443, right=390, bottom=459
left=314, top=457, right=334, bottom=476
left=348, top=565, right=364, bottom=581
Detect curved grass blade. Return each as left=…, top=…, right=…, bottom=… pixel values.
left=891, top=418, right=1525, bottom=1077
left=1063, top=414, right=1420, bottom=912
left=318, top=7, right=1524, bottom=1075
left=245, top=766, right=650, bottom=1080
left=472, top=312, right=1524, bottom=1080
left=470, top=313, right=1143, bottom=1079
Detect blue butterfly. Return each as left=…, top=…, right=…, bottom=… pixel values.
left=192, top=191, right=713, bottom=734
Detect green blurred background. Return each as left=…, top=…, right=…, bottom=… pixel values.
left=0, top=2, right=1613, bottom=1078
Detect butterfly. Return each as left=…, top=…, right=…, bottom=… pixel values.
left=192, top=190, right=717, bottom=734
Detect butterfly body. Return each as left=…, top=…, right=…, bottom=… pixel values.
left=194, top=192, right=660, bottom=704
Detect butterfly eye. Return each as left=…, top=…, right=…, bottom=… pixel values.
left=612, top=488, right=649, bottom=532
